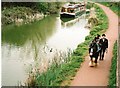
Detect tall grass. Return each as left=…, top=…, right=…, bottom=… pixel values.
left=108, top=41, right=117, bottom=87
left=30, top=2, right=109, bottom=86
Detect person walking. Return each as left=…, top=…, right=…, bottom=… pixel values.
left=99, top=34, right=108, bottom=60
left=95, top=34, right=101, bottom=56
left=95, top=34, right=101, bottom=42
left=89, top=37, right=100, bottom=66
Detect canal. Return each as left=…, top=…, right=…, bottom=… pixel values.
left=2, top=15, right=90, bottom=86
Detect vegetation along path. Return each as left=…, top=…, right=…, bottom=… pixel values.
left=71, top=3, right=118, bottom=86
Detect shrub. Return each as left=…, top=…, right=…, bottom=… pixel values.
left=108, top=41, right=117, bottom=86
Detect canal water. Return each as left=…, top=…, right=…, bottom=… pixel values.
left=2, top=15, right=90, bottom=86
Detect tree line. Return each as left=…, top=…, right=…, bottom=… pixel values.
left=2, top=2, right=63, bottom=14
left=2, top=2, right=63, bottom=25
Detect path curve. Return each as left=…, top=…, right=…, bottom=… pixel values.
left=71, top=3, right=118, bottom=86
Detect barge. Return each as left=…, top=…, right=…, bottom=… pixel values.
left=60, top=2, right=86, bottom=18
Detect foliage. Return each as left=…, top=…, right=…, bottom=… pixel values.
left=88, top=17, right=98, bottom=27
left=86, top=2, right=94, bottom=9
left=2, top=2, right=63, bottom=25
left=100, top=2, right=120, bottom=16
left=89, top=3, right=108, bottom=36
left=36, top=2, right=62, bottom=14
left=35, top=53, right=84, bottom=86
left=2, top=6, right=35, bottom=25
left=2, top=2, right=62, bottom=14
left=108, top=41, right=117, bottom=86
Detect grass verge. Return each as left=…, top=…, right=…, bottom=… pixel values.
left=108, top=41, right=117, bottom=87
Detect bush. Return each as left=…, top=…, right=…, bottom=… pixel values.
left=108, top=41, right=117, bottom=86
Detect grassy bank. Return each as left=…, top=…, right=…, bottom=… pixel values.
left=2, top=2, right=62, bottom=26
left=2, top=7, right=39, bottom=25
left=108, top=41, right=117, bottom=87
left=100, top=2, right=120, bottom=16
left=34, top=3, right=109, bottom=86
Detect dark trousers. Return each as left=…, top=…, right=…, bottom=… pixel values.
left=95, top=52, right=99, bottom=63
left=99, top=48, right=106, bottom=60
left=90, top=52, right=99, bottom=63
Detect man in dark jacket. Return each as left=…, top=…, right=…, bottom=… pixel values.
left=89, top=37, right=100, bottom=66
left=96, top=34, right=100, bottom=42
left=99, top=34, right=108, bottom=60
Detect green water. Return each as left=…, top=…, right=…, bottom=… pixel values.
left=2, top=15, right=57, bottom=46
left=2, top=15, right=90, bottom=86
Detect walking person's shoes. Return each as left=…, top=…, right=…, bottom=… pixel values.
left=99, top=58, right=104, bottom=61
left=89, top=61, right=94, bottom=67
left=99, top=57, right=102, bottom=60
left=101, top=58, right=104, bottom=60
left=94, top=63, right=98, bottom=67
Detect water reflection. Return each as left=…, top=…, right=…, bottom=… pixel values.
left=2, top=15, right=90, bottom=86
left=2, top=15, right=57, bottom=46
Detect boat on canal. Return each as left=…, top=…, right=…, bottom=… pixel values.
left=60, top=2, right=86, bottom=18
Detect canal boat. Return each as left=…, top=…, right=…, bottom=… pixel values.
left=60, top=2, right=86, bottom=18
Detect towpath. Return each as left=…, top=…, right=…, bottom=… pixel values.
left=71, top=3, right=118, bottom=86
